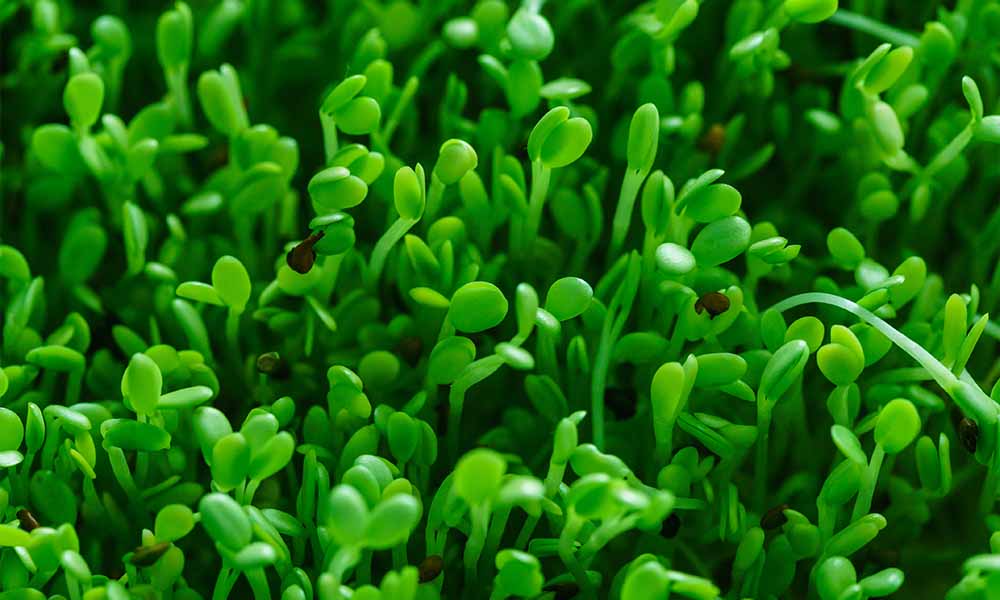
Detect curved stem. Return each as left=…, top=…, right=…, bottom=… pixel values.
left=769, top=293, right=959, bottom=392
left=368, top=217, right=418, bottom=289
left=827, top=9, right=921, bottom=46
left=521, top=160, right=552, bottom=256
left=608, top=170, right=646, bottom=261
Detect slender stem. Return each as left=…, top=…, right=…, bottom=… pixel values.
left=852, top=444, right=886, bottom=521
left=245, top=568, right=271, bottom=600
left=382, top=76, right=419, bottom=146
left=521, top=160, right=552, bottom=256
left=754, top=405, right=773, bottom=511
left=424, top=175, right=447, bottom=223
left=483, top=505, right=511, bottom=564
left=463, top=503, right=490, bottom=585
left=558, top=515, right=592, bottom=593
left=608, top=170, right=646, bottom=260
left=321, top=112, right=339, bottom=165
left=392, top=541, right=407, bottom=571
left=827, top=9, right=921, bottom=47
left=167, top=66, right=193, bottom=129
left=367, top=217, right=418, bottom=289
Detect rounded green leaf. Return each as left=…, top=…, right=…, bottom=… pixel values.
left=394, top=166, right=425, bottom=220
left=874, top=398, right=921, bottom=454
left=690, top=216, right=751, bottom=267
left=211, top=255, right=251, bottom=313
left=434, top=139, right=478, bottom=185
left=758, top=340, right=810, bottom=405
left=428, top=336, right=476, bottom=384
left=545, top=277, right=593, bottom=321
left=784, top=0, right=838, bottom=23
left=506, top=9, right=553, bottom=61
left=627, top=103, right=660, bottom=174
left=211, top=432, right=250, bottom=490
left=64, top=73, right=104, bottom=129
left=831, top=425, right=867, bottom=465
left=684, top=184, right=742, bottom=223
left=199, top=493, right=251, bottom=551
left=31, top=124, right=82, bottom=173
left=103, top=419, right=171, bottom=452
left=449, top=282, right=508, bottom=333
left=365, top=494, right=420, bottom=549
left=248, top=431, right=294, bottom=481
left=540, top=117, right=592, bottom=169
left=333, top=96, right=381, bottom=135
left=122, top=353, right=162, bottom=416
left=0, top=407, right=23, bottom=452
left=155, top=504, right=195, bottom=542
left=454, top=448, right=506, bottom=504
left=325, top=485, right=369, bottom=545
left=655, top=243, right=695, bottom=275
left=308, top=166, right=368, bottom=211
left=528, top=106, right=569, bottom=162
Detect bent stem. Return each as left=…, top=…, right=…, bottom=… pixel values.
left=558, top=514, right=593, bottom=593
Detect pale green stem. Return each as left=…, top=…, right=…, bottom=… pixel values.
left=521, top=160, right=552, bottom=256
left=424, top=175, right=447, bottom=223
left=608, top=169, right=646, bottom=260
left=464, top=503, right=490, bottom=585
left=852, top=444, right=886, bottom=521
left=754, top=404, right=773, bottom=511
left=367, top=217, right=418, bottom=289
left=382, top=76, right=419, bottom=146
left=246, top=568, right=271, bottom=600
left=827, top=9, right=922, bottom=47
left=558, top=515, right=592, bottom=593
left=483, top=505, right=511, bottom=565
left=166, top=66, right=193, bottom=129
left=321, top=112, right=339, bottom=165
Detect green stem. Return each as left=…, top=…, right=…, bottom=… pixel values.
left=852, top=444, right=886, bottom=521
left=754, top=405, right=773, bottom=511
left=424, top=175, right=447, bottom=223
left=827, top=9, right=921, bottom=46
left=558, top=515, right=592, bottom=593
left=608, top=170, right=646, bottom=261
left=464, top=503, right=490, bottom=585
left=166, top=66, right=193, bottom=129
left=769, top=293, right=960, bottom=391
left=382, top=76, right=419, bottom=146
left=367, top=217, right=418, bottom=289
left=246, top=568, right=271, bottom=600
left=321, top=112, right=339, bottom=165
left=521, top=160, right=552, bottom=256
left=483, top=505, right=511, bottom=565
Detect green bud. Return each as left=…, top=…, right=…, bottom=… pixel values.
left=864, top=46, right=913, bottom=94
left=199, top=493, right=251, bottom=551
left=64, top=73, right=104, bottom=130
left=122, top=353, right=162, bottom=417
left=156, top=2, right=193, bottom=71
left=545, top=277, right=593, bottom=321
left=758, top=340, right=810, bottom=405
left=874, top=398, right=920, bottom=454
left=627, top=103, right=660, bottom=174
left=506, top=9, right=553, bottom=61
left=540, top=117, right=592, bottom=169
left=394, top=165, right=425, bottom=220
left=816, top=556, right=856, bottom=600
left=434, top=139, right=478, bottom=185
left=333, top=97, right=381, bottom=135
left=211, top=432, right=250, bottom=490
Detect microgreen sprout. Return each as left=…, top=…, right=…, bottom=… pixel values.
left=5, top=0, right=1000, bottom=598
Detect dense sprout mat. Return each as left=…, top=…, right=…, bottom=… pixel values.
left=2, top=0, right=1000, bottom=598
